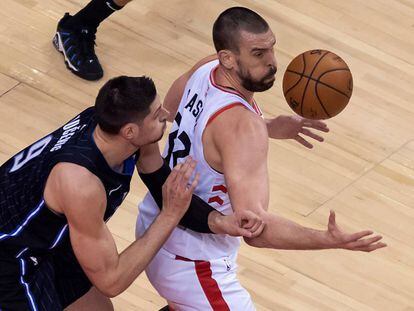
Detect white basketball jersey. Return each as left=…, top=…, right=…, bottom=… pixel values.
left=137, top=60, right=262, bottom=260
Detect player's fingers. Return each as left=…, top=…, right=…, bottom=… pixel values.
left=303, top=120, right=329, bottom=132
left=294, top=135, right=313, bottom=149
left=250, top=220, right=264, bottom=234
left=176, top=158, right=195, bottom=191
left=241, top=216, right=255, bottom=229
left=239, top=210, right=260, bottom=228
left=182, top=158, right=196, bottom=185
left=354, top=242, right=387, bottom=252
left=300, top=128, right=324, bottom=142
left=174, top=163, right=187, bottom=189
left=176, top=158, right=192, bottom=185
left=187, top=172, right=200, bottom=194
left=343, top=230, right=374, bottom=243
left=165, top=164, right=180, bottom=186
left=250, top=221, right=265, bottom=238
left=241, top=217, right=255, bottom=230
left=240, top=211, right=264, bottom=237
left=251, top=219, right=263, bottom=232
left=328, top=210, right=336, bottom=228
left=346, top=235, right=383, bottom=249
left=236, top=227, right=253, bottom=238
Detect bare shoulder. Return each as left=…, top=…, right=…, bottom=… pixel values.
left=52, top=162, right=104, bottom=195
left=209, top=106, right=268, bottom=146
left=188, top=54, right=218, bottom=75
left=45, top=162, right=106, bottom=216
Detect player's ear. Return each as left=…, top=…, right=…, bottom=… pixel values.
left=120, top=123, right=139, bottom=140
left=218, top=49, right=235, bottom=70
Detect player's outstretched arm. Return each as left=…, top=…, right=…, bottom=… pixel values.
left=212, top=108, right=386, bottom=252
left=44, top=162, right=198, bottom=297
left=245, top=210, right=386, bottom=251
left=137, top=142, right=264, bottom=237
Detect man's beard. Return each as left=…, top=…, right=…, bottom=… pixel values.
left=237, top=63, right=277, bottom=92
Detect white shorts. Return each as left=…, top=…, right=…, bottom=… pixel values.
left=146, top=247, right=255, bottom=311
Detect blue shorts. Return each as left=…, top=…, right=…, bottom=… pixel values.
left=0, top=242, right=92, bottom=311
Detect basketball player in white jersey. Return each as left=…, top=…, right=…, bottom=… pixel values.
left=136, top=7, right=387, bottom=310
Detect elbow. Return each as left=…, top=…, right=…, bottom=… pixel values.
left=96, top=282, right=123, bottom=298
left=242, top=208, right=269, bottom=248
left=243, top=235, right=267, bottom=248
left=92, top=273, right=125, bottom=298
left=101, top=290, right=117, bottom=299
left=93, top=267, right=146, bottom=298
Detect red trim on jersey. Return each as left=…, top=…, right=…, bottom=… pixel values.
left=209, top=65, right=263, bottom=117
left=208, top=196, right=224, bottom=206
left=206, top=103, right=246, bottom=127
left=210, top=66, right=246, bottom=99
left=212, top=185, right=227, bottom=194
left=252, top=99, right=263, bottom=116
left=175, top=255, right=230, bottom=311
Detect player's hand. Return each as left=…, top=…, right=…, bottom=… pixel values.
left=161, top=157, right=200, bottom=223
left=209, top=210, right=265, bottom=238
left=265, top=115, right=329, bottom=148
left=325, top=210, right=387, bottom=252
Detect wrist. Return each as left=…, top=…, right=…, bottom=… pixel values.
left=158, top=209, right=180, bottom=227
left=208, top=211, right=224, bottom=234
left=321, top=230, right=338, bottom=249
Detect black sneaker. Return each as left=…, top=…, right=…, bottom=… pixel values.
left=53, top=13, right=103, bottom=81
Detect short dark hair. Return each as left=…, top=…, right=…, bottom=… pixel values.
left=95, top=76, right=156, bottom=134
left=213, top=7, right=269, bottom=53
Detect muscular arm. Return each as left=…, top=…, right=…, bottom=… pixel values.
left=211, top=108, right=382, bottom=251
left=210, top=108, right=314, bottom=249
left=44, top=163, right=183, bottom=297
left=136, top=143, right=257, bottom=236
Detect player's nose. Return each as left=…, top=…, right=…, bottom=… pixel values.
left=161, top=106, right=170, bottom=118
left=268, top=53, right=277, bottom=71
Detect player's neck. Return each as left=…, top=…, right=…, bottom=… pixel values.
left=215, top=66, right=254, bottom=104
left=93, top=126, right=136, bottom=170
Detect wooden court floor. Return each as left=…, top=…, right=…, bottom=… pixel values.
left=0, top=0, right=413, bottom=310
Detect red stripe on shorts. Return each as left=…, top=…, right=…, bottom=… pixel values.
left=175, top=256, right=230, bottom=310
left=194, top=261, right=230, bottom=311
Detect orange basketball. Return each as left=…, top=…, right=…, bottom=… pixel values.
left=282, top=50, right=353, bottom=120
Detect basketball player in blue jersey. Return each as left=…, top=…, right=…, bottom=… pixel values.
left=53, top=0, right=132, bottom=80
left=0, top=76, right=263, bottom=310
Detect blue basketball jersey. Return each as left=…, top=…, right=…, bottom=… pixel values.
left=0, top=107, right=137, bottom=259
